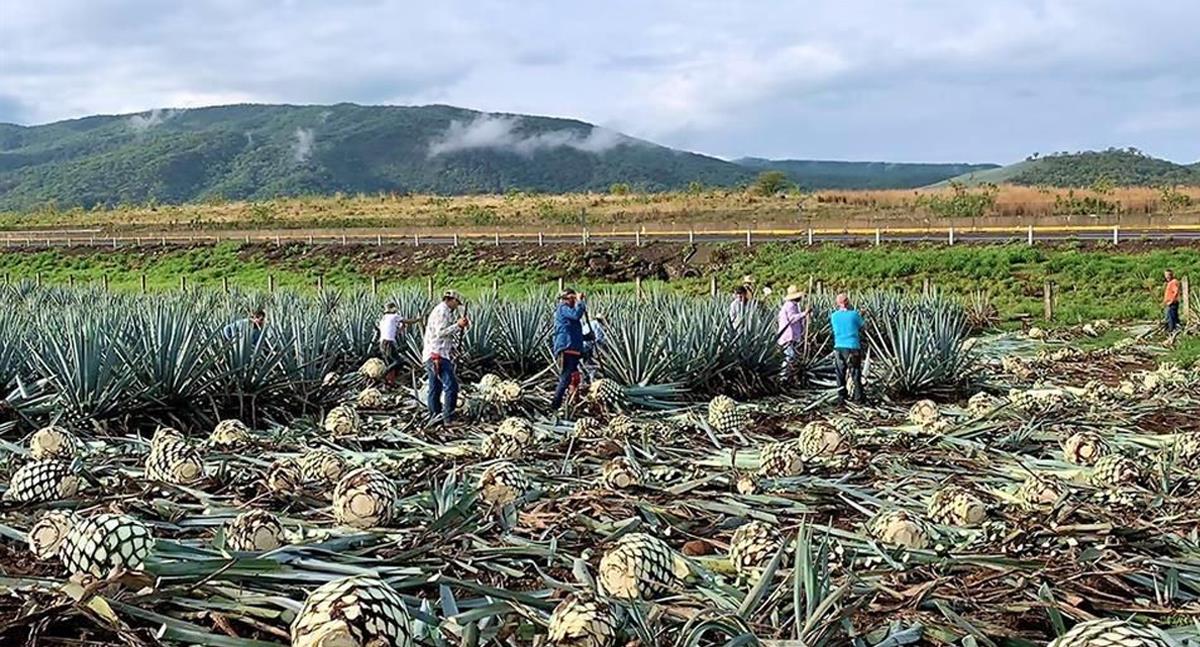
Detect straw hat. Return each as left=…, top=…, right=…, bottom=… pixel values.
left=783, top=285, right=804, bottom=301
left=442, top=289, right=463, bottom=302
left=741, top=275, right=756, bottom=286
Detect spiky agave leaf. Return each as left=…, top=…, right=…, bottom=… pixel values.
left=30, top=311, right=145, bottom=422
left=864, top=293, right=976, bottom=398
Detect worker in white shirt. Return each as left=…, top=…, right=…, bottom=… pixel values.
left=421, top=290, right=469, bottom=424
left=377, top=303, right=417, bottom=385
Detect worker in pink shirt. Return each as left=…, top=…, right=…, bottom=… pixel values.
left=776, top=284, right=810, bottom=383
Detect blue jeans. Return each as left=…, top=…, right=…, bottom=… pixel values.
left=1166, top=302, right=1180, bottom=333
left=551, top=352, right=581, bottom=409
left=424, top=357, right=459, bottom=422
left=779, top=342, right=799, bottom=382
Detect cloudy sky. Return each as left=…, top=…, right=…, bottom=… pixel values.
left=2, top=0, right=1198, bottom=164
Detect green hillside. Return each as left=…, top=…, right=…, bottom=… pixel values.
left=938, top=149, right=1200, bottom=188
left=0, top=104, right=755, bottom=211
left=735, top=157, right=998, bottom=190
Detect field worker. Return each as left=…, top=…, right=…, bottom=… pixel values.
left=830, top=293, right=866, bottom=405
left=223, top=308, right=266, bottom=345
left=422, top=290, right=469, bottom=425
left=729, top=285, right=751, bottom=327
left=776, top=285, right=809, bottom=382
left=1164, top=269, right=1181, bottom=333
left=550, top=288, right=587, bottom=411
left=377, top=303, right=417, bottom=383
left=581, top=312, right=607, bottom=380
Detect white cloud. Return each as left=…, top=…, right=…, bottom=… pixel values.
left=428, top=114, right=627, bottom=157
left=291, top=127, right=315, bottom=163
left=127, top=107, right=178, bottom=132
left=1, top=1, right=1198, bottom=162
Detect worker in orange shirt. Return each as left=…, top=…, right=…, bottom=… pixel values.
left=1163, top=269, right=1181, bottom=333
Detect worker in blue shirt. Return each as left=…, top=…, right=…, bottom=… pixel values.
left=551, top=288, right=587, bottom=410
left=830, top=293, right=866, bottom=405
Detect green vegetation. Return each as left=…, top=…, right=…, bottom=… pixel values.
left=915, top=181, right=998, bottom=218
left=1, top=243, right=1195, bottom=328
left=736, top=157, right=998, bottom=190
left=945, top=149, right=1200, bottom=188
left=751, top=170, right=794, bottom=196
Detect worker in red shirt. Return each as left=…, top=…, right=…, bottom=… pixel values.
left=1164, top=269, right=1181, bottom=333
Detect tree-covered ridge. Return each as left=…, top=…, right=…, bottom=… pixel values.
left=1010, top=149, right=1200, bottom=187
left=0, top=104, right=754, bottom=211
left=734, top=157, right=998, bottom=190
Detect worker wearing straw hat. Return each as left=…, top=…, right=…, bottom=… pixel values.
left=776, top=284, right=810, bottom=383
left=422, top=289, right=469, bottom=425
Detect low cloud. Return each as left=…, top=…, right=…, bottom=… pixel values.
left=291, top=127, right=315, bottom=163
left=428, top=114, right=627, bottom=157
left=127, top=108, right=178, bottom=132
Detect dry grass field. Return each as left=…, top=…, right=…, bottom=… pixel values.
left=2, top=184, right=1198, bottom=234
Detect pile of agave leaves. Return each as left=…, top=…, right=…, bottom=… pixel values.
left=2, top=283, right=1200, bottom=646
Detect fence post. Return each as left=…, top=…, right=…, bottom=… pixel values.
left=1183, top=276, right=1191, bottom=320
left=275, top=236, right=281, bottom=246
left=140, top=274, right=147, bottom=293
left=581, top=229, right=588, bottom=246
left=112, top=237, right=118, bottom=249
left=414, top=234, right=420, bottom=247
left=745, top=228, right=752, bottom=247
left=1043, top=281, right=1054, bottom=321
left=454, top=233, right=460, bottom=247
left=308, top=235, right=314, bottom=245
left=806, top=228, right=813, bottom=246
left=341, top=235, right=347, bottom=245
left=948, top=226, right=955, bottom=246
left=537, top=232, right=543, bottom=247
left=222, top=276, right=230, bottom=293
left=494, top=232, right=500, bottom=247
left=426, top=276, right=434, bottom=300
left=370, top=276, right=378, bottom=295
left=1112, top=225, right=1119, bottom=245
left=1027, top=225, right=1034, bottom=246
left=874, top=228, right=881, bottom=246
left=710, top=275, right=718, bottom=297
left=268, top=274, right=276, bottom=293
left=635, top=229, right=642, bottom=247
left=66, top=237, right=72, bottom=247
left=688, top=227, right=695, bottom=244
left=376, top=234, right=382, bottom=246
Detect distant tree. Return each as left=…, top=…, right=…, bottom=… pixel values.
left=609, top=182, right=631, bottom=196
left=752, top=170, right=792, bottom=196
left=686, top=180, right=705, bottom=195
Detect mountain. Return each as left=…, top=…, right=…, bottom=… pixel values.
left=0, top=103, right=756, bottom=211
left=734, top=157, right=998, bottom=190
left=936, top=149, right=1200, bottom=188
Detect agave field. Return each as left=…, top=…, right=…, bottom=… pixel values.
left=1, top=282, right=1199, bottom=646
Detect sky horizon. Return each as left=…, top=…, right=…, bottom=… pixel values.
left=3, top=1, right=1198, bottom=165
